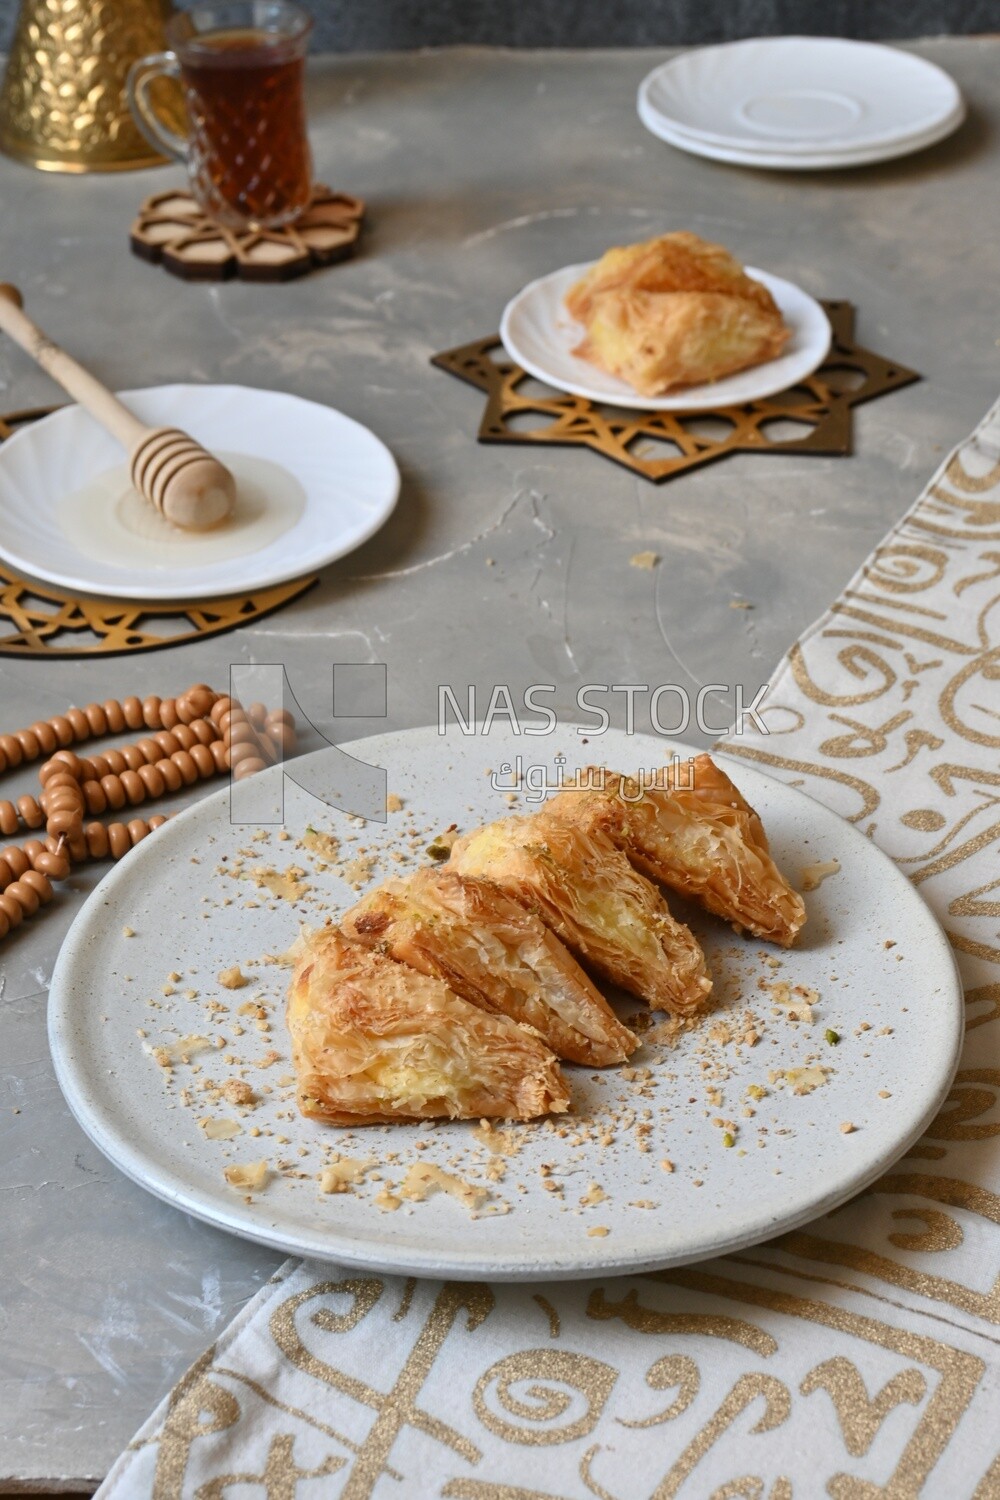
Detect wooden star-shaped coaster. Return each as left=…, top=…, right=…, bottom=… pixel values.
left=130, top=184, right=365, bottom=282
left=431, top=302, right=919, bottom=483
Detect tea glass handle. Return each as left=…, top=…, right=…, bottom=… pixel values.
left=127, top=52, right=188, bottom=163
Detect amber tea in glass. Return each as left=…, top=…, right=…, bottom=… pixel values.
left=129, top=1, right=313, bottom=231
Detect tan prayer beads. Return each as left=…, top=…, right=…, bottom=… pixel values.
left=0, top=684, right=295, bottom=942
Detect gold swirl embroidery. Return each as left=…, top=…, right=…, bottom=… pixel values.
left=443, top=1483, right=571, bottom=1500
left=720, top=742, right=879, bottom=822
left=618, top=1354, right=699, bottom=1429
left=931, top=761, right=1000, bottom=796
left=909, top=816, right=1000, bottom=886
left=819, top=710, right=911, bottom=759
left=955, top=551, right=1000, bottom=596
left=788, top=640, right=896, bottom=706
left=866, top=543, right=948, bottom=593
left=949, top=874, right=1000, bottom=919
left=648, top=1374, right=791, bottom=1500
left=895, top=797, right=1000, bottom=866
left=973, top=1452, right=1000, bottom=1499
left=151, top=1345, right=239, bottom=1500
left=903, top=651, right=943, bottom=674
left=393, top=1278, right=418, bottom=1322
left=846, top=588, right=950, bottom=622
left=532, top=1294, right=561, bottom=1340
left=965, top=982, right=1000, bottom=1031
left=474, top=1349, right=617, bottom=1445
left=579, top=1447, right=622, bottom=1500
left=884, top=728, right=945, bottom=771
left=708, top=1481, right=792, bottom=1500
left=909, top=513, right=1000, bottom=542
left=194, top=1434, right=345, bottom=1498
left=800, top=1358, right=926, bottom=1457
left=269, top=1279, right=490, bottom=1496
left=659, top=1267, right=985, bottom=1492
left=871, top=1173, right=1000, bottom=1225
left=211, top=1366, right=394, bottom=1472
left=831, top=600, right=978, bottom=655
left=939, top=645, right=1000, bottom=747
left=900, top=808, right=947, bottom=831
left=927, top=1071, right=1000, bottom=1140
left=586, top=1287, right=777, bottom=1355
left=887, top=1209, right=964, bottom=1253
left=776, top=1220, right=1000, bottom=1322
left=946, top=929, right=1000, bottom=965
left=942, top=452, right=1000, bottom=496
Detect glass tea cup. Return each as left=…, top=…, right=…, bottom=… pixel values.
left=128, top=1, right=313, bottom=231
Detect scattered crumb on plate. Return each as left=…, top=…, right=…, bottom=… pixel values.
left=800, top=858, right=841, bottom=892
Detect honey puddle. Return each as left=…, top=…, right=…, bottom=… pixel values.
left=58, top=452, right=306, bottom=570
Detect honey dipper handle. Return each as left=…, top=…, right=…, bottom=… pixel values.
left=0, top=284, right=148, bottom=453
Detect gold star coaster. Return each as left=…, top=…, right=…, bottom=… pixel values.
left=432, top=302, right=919, bottom=484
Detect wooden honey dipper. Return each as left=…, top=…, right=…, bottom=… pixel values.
left=0, top=285, right=236, bottom=532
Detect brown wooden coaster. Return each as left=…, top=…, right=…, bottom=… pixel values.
left=0, top=407, right=317, bottom=658
left=431, top=302, right=919, bottom=484
left=130, top=184, right=365, bottom=283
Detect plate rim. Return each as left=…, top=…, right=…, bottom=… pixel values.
left=47, top=726, right=965, bottom=1281
left=0, top=382, right=401, bottom=601
left=637, top=84, right=966, bottom=171
left=636, top=37, right=964, bottom=155
left=499, top=262, right=832, bottom=412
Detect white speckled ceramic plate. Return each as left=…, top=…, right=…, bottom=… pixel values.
left=500, top=264, right=831, bottom=411
left=0, top=384, right=399, bottom=600
left=636, top=38, right=964, bottom=169
left=48, top=727, right=962, bottom=1281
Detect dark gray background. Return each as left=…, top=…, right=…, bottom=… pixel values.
left=1, top=0, right=1000, bottom=50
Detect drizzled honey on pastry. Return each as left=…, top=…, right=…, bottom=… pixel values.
left=546, top=757, right=806, bottom=947
left=565, top=231, right=789, bottom=396
left=342, top=867, right=638, bottom=1067
left=448, top=805, right=712, bottom=1016
left=288, top=928, right=570, bottom=1125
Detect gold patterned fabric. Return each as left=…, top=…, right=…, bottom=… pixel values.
left=96, top=399, right=1000, bottom=1498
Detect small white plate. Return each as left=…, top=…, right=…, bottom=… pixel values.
left=500, top=262, right=831, bottom=412
left=638, top=38, right=964, bottom=163
left=0, top=384, right=400, bottom=601
left=48, top=726, right=963, bottom=1282
left=638, top=92, right=965, bottom=173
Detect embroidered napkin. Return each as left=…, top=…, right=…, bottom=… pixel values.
left=97, top=398, right=1000, bottom=1499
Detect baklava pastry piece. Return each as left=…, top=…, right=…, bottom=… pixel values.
left=576, top=288, right=788, bottom=396
left=342, top=868, right=637, bottom=1067
left=548, top=757, right=805, bottom=947
left=288, top=928, right=569, bottom=1125
left=565, top=231, right=782, bottom=324
left=565, top=231, right=789, bottom=396
left=449, top=808, right=711, bottom=1016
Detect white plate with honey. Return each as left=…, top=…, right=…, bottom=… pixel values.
left=48, top=726, right=962, bottom=1280
left=0, top=384, right=400, bottom=600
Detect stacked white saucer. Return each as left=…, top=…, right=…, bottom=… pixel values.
left=637, top=37, right=965, bottom=170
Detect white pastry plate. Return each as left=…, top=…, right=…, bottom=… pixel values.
left=49, top=727, right=963, bottom=1281
left=0, top=384, right=399, bottom=601
left=500, top=263, right=831, bottom=412
left=637, top=38, right=964, bottom=170
left=637, top=99, right=965, bottom=173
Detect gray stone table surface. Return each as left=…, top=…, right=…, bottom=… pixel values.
left=1, top=39, right=998, bottom=1490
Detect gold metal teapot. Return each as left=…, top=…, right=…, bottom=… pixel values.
left=0, top=0, right=180, bottom=172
